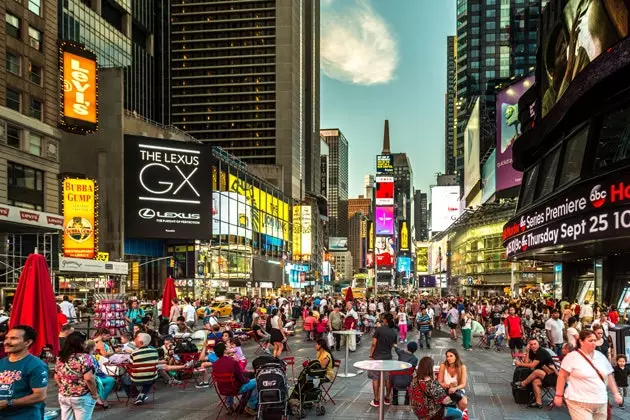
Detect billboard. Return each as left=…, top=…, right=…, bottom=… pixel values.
left=399, top=220, right=410, bottom=252
left=464, top=98, right=480, bottom=199
left=59, top=41, right=98, bottom=134
left=375, top=176, right=394, bottom=205
left=397, top=257, right=411, bottom=277
left=124, top=136, right=212, bottom=239
left=430, top=186, right=460, bottom=232
left=292, top=206, right=312, bottom=261
left=376, top=155, right=394, bottom=174
left=329, top=237, right=348, bottom=251
left=375, top=236, right=395, bottom=266
left=482, top=149, right=496, bottom=203
left=366, top=220, right=374, bottom=251
left=375, top=206, right=395, bottom=235
left=228, top=174, right=289, bottom=241
left=212, top=192, right=253, bottom=239
left=430, top=236, right=448, bottom=274
left=539, top=1, right=629, bottom=118
left=416, top=246, right=428, bottom=274
left=62, top=178, right=96, bottom=258
left=496, top=76, right=534, bottom=191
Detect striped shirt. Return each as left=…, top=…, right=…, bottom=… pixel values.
left=416, top=313, right=431, bottom=333
left=130, top=346, right=158, bottom=383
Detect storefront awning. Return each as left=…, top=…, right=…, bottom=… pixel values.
left=0, top=204, right=63, bottom=233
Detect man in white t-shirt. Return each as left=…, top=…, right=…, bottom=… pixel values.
left=591, top=313, right=615, bottom=338
left=60, top=295, right=77, bottom=323
left=182, top=298, right=197, bottom=329
left=580, top=301, right=594, bottom=324
left=545, top=309, right=565, bottom=355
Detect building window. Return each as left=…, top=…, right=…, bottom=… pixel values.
left=6, top=88, right=20, bottom=112
left=486, top=58, right=496, bottom=67
left=6, top=14, right=20, bottom=39
left=536, top=147, right=561, bottom=199
left=29, top=63, right=42, bottom=85
left=485, top=70, right=496, bottom=79
left=486, top=33, right=496, bottom=42
left=519, top=164, right=539, bottom=208
left=595, top=106, right=630, bottom=170
left=485, top=46, right=496, bottom=55
left=558, top=125, right=588, bottom=186
left=28, top=133, right=41, bottom=156
left=6, top=52, right=20, bottom=75
left=7, top=125, right=20, bottom=148
left=29, top=98, right=42, bottom=120
left=28, top=26, right=42, bottom=51
left=486, top=21, right=496, bottom=30
left=486, top=9, right=496, bottom=17
left=28, top=0, right=41, bottom=15
left=7, top=162, right=44, bottom=210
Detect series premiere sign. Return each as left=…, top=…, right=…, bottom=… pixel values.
left=63, top=178, right=96, bottom=258
left=59, top=41, right=98, bottom=134
left=124, top=136, right=212, bottom=239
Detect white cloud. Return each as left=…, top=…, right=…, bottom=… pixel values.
left=321, top=0, right=398, bottom=85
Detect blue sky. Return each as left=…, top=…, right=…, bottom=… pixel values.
left=320, top=0, right=456, bottom=197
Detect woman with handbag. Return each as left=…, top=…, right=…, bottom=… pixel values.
left=408, top=356, right=463, bottom=420
left=554, top=329, right=623, bottom=419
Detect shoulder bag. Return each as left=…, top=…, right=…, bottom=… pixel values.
left=577, top=350, right=612, bottom=420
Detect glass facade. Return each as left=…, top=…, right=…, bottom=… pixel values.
left=322, top=130, right=349, bottom=237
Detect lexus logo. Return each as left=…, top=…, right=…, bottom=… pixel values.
left=139, top=208, right=156, bottom=219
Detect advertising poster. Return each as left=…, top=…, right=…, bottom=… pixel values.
left=62, top=178, right=96, bottom=258
left=375, top=206, right=395, bottom=235
left=482, top=149, right=496, bottom=203
left=59, top=41, right=98, bottom=134
left=376, top=155, right=394, bottom=174
left=292, top=206, right=302, bottom=260
left=329, top=237, right=348, bottom=251
left=124, top=136, right=212, bottom=239
left=416, top=247, right=429, bottom=274
left=375, top=176, right=394, bottom=205
left=539, top=1, right=629, bottom=117
left=375, top=236, right=395, bottom=266
left=212, top=192, right=253, bottom=240
left=496, top=76, right=534, bottom=191
left=430, top=186, right=460, bottom=232
left=399, top=220, right=410, bottom=252
left=397, top=257, right=411, bottom=277
left=299, top=206, right=312, bottom=260
left=429, top=237, right=448, bottom=274
left=464, top=98, right=480, bottom=199
left=367, top=220, right=374, bottom=251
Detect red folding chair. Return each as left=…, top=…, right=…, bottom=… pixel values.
left=282, top=338, right=292, bottom=354
left=211, top=372, right=244, bottom=419
left=321, top=359, right=341, bottom=405
left=125, top=363, right=158, bottom=407
left=170, top=352, right=200, bottom=390
left=388, top=367, right=415, bottom=403
left=252, top=333, right=267, bottom=354
left=282, top=356, right=296, bottom=383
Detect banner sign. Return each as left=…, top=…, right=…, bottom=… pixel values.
left=376, top=155, right=394, bottom=174
left=62, top=178, right=97, bottom=258
left=399, top=220, right=409, bottom=251
left=124, top=136, right=212, bottom=239
left=59, top=41, right=98, bottom=134
left=504, top=171, right=630, bottom=258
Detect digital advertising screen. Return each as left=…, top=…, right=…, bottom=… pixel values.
left=375, top=176, right=394, bottom=205
left=496, top=76, right=533, bottom=192
left=397, top=257, right=411, bottom=276
left=464, top=98, right=480, bottom=199
left=539, top=1, right=629, bottom=118
left=213, top=192, right=253, bottom=240
left=59, top=41, right=98, bottom=134
left=430, top=186, right=460, bottom=232
left=375, top=206, right=395, bottom=235
left=416, top=246, right=429, bottom=274
left=124, top=136, right=213, bottom=239
left=482, top=149, right=496, bottom=203
left=376, top=155, right=394, bottom=174
left=375, top=236, right=395, bottom=266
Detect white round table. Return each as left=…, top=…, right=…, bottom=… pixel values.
left=332, top=330, right=363, bottom=377
left=353, top=360, right=413, bottom=420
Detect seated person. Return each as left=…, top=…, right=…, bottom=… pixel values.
left=314, top=338, right=335, bottom=382
left=485, top=323, right=505, bottom=349
left=212, top=342, right=258, bottom=416
left=169, top=316, right=193, bottom=337
left=512, top=338, right=558, bottom=409
left=154, top=337, right=193, bottom=386
left=125, top=333, right=159, bottom=405
left=195, top=336, right=221, bottom=388
left=226, top=338, right=247, bottom=371
left=120, top=333, right=137, bottom=353
left=471, top=319, right=485, bottom=337
left=207, top=324, right=223, bottom=343
left=389, top=341, right=419, bottom=405
left=252, top=320, right=271, bottom=354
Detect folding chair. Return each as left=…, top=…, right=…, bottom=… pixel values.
left=252, top=333, right=268, bottom=355
left=125, top=363, right=158, bottom=407
left=321, top=360, right=341, bottom=405
left=282, top=356, right=296, bottom=384
left=388, top=367, right=415, bottom=405
left=282, top=338, right=292, bottom=354
left=211, top=372, right=244, bottom=419
left=475, top=335, right=489, bottom=350
left=170, top=352, right=200, bottom=390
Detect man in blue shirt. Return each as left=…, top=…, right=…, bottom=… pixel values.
left=415, top=306, right=432, bottom=349
left=0, top=325, right=48, bottom=419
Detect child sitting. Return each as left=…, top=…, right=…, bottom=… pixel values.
left=226, top=338, right=247, bottom=371
left=390, top=341, right=419, bottom=405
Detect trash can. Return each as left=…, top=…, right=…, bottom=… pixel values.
left=609, top=324, right=630, bottom=358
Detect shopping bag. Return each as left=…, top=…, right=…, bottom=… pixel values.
left=327, top=332, right=335, bottom=348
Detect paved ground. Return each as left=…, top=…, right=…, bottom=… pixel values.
left=43, top=324, right=630, bottom=419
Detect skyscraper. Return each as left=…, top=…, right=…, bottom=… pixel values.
left=348, top=196, right=371, bottom=272
left=169, top=0, right=320, bottom=199
left=321, top=128, right=349, bottom=238
left=414, top=190, right=428, bottom=241
left=445, top=36, right=457, bottom=175
left=393, top=153, right=413, bottom=223
left=59, top=0, right=158, bottom=121
left=454, top=0, right=543, bottom=184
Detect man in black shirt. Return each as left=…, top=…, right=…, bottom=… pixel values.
left=512, top=338, right=558, bottom=409
left=490, top=305, right=503, bottom=326
left=368, top=313, right=398, bottom=408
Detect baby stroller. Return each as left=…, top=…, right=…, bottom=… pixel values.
left=253, top=355, right=289, bottom=420
left=289, top=360, right=328, bottom=418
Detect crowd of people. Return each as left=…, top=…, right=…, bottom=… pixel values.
left=1, top=291, right=630, bottom=419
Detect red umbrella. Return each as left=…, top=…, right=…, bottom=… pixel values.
left=9, top=253, right=59, bottom=356
left=161, top=277, right=177, bottom=319
left=345, top=287, right=354, bottom=303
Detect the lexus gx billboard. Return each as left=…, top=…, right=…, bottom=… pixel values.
left=124, top=136, right=212, bottom=239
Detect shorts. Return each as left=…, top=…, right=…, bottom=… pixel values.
left=207, top=352, right=218, bottom=363
left=508, top=338, right=524, bottom=350
left=448, top=322, right=458, bottom=329
left=542, top=373, right=557, bottom=387
left=368, top=370, right=389, bottom=381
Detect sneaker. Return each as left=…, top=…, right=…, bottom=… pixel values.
left=511, top=381, right=523, bottom=389
left=141, top=395, right=149, bottom=403
left=184, top=360, right=195, bottom=369
left=244, top=406, right=257, bottom=416
left=169, top=378, right=183, bottom=385
left=134, top=394, right=145, bottom=405
left=384, top=398, right=391, bottom=405
left=370, top=400, right=380, bottom=407
left=392, top=400, right=399, bottom=406
left=196, top=382, right=210, bottom=389
left=527, top=402, right=542, bottom=409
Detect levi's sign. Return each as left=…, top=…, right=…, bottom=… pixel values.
left=503, top=171, right=630, bottom=258
left=59, top=41, right=98, bottom=134
left=124, top=136, right=212, bottom=239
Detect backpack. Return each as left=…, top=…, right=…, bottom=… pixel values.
left=174, top=337, right=197, bottom=354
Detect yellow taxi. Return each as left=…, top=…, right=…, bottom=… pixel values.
left=197, top=300, right=233, bottom=318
